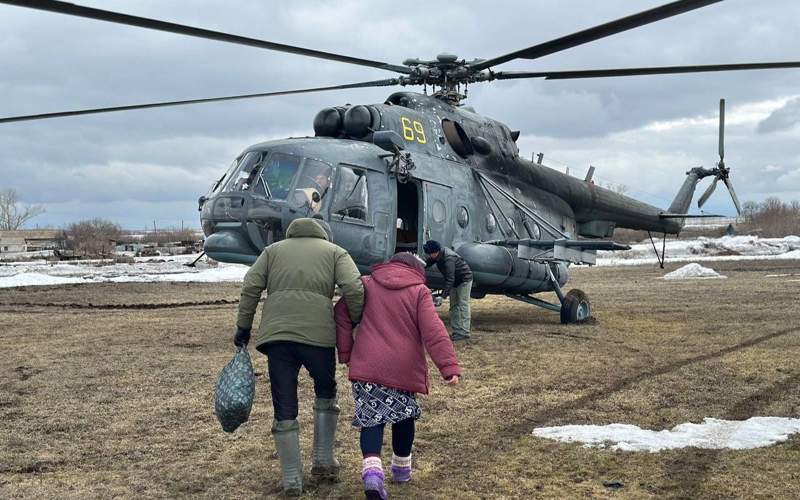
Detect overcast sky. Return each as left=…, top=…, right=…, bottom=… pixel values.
left=2, top=0, right=799, bottom=229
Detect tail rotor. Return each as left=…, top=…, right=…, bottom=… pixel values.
left=697, top=98, right=742, bottom=215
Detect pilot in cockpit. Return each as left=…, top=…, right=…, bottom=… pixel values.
left=298, top=174, right=331, bottom=212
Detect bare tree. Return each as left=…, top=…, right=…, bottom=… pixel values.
left=740, top=197, right=800, bottom=237
left=0, top=188, right=46, bottom=230
left=600, top=181, right=629, bottom=196
left=66, top=218, right=122, bottom=257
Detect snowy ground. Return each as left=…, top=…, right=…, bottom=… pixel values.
left=1, top=235, right=799, bottom=288
left=0, top=253, right=248, bottom=288
left=597, top=235, right=800, bottom=266
left=533, top=417, right=800, bottom=452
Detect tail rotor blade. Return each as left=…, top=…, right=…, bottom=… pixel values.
left=718, top=98, right=725, bottom=161
left=698, top=176, right=719, bottom=208
left=722, top=177, right=742, bottom=215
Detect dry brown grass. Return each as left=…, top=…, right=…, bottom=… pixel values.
left=1, top=260, right=800, bottom=499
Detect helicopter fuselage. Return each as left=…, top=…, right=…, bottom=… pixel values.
left=200, top=91, right=683, bottom=298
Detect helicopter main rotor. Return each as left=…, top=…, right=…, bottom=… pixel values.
left=2, top=0, right=800, bottom=120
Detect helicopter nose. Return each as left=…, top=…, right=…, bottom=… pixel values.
left=204, top=229, right=258, bottom=265
left=201, top=193, right=286, bottom=264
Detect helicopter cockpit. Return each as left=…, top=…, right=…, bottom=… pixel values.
left=199, top=146, right=343, bottom=263
left=197, top=133, right=397, bottom=268
left=209, top=151, right=332, bottom=207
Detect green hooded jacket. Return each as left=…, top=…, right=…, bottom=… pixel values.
left=237, top=218, right=364, bottom=348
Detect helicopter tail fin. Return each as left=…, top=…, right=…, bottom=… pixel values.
left=666, top=167, right=714, bottom=217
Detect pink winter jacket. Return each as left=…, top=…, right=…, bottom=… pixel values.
left=334, top=262, right=461, bottom=394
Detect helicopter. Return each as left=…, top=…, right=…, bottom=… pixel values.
left=2, top=0, right=799, bottom=323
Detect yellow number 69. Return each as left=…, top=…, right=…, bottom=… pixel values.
left=400, top=117, right=427, bottom=144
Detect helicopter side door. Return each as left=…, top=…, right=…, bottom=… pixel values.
left=327, top=163, right=392, bottom=272
left=422, top=182, right=454, bottom=247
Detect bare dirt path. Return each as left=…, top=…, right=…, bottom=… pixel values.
left=1, top=260, right=799, bottom=498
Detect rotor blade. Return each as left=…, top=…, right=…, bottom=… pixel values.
left=719, top=98, right=725, bottom=161
left=0, top=79, right=400, bottom=124
left=697, top=176, right=719, bottom=208
left=493, top=62, right=800, bottom=80
left=0, top=0, right=411, bottom=74
left=470, top=0, right=722, bottom=71
left=722, top=177, right=742, bottom=215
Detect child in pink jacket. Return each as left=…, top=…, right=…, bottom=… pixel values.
left=335, top=252, right=461, bottom=499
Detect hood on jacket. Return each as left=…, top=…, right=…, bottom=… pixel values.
left=370, top=261, right=426, bottom=290
left=286, top=217, right=330, bottom=241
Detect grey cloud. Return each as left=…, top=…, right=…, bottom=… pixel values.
left=2, top=0, right=800, bottom=227
left=757, top=97, right=800, bottom=133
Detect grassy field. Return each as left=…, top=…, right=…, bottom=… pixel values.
left=1, top=260, right=800, bottom=499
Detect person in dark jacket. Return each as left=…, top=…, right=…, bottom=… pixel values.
left=335, top=252, right=461, bottom=499
left=234, top=217, right=364, bottom=496
left=423, top=240, right=474, bottom=340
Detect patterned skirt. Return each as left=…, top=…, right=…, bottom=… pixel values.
left=351, top=381, right=422, bottom=428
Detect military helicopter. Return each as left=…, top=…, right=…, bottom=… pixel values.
left=2, top=0, right=799, bottom=323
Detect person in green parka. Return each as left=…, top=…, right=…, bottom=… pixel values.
left=234, top=217, right=364, bottom=496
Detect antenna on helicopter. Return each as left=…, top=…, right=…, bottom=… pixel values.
left=697, top=99, right=742, bottom=215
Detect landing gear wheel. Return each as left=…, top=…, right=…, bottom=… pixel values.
left=560, top=289, right=591, bottom=324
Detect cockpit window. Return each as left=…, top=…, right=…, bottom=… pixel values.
left=222, top=151, right=262, bottom=193
left=332, top=165, right=369, bottom=222
left=208, top=155, right=244, bottom=196
left=260, top=153, right=301, bottom=200
left=290, top=159, right=333, bottom=212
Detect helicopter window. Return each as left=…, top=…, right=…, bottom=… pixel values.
left=291, top=159, right=333, bottom=212
left=486, top=213, right=496, bottom=233
left=432, top=199, right=446, bottom=223
left=208, top=155, right=242, bottom=196
left=332, top=165, right=369, bottom=222
left=252, top=173, right=268, bottom=197
left=223, top=151, right=261, bottom=192
left=457, top=206, right=469, bottom=228
left=260, top=153, right=301, bottom=200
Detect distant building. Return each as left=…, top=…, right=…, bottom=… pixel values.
left=0, top=236, right=26, bottom=253
left=0, top=229, right=66, bottom=254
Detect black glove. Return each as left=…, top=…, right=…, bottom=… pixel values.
left=233, top=326, right=251, bottom=347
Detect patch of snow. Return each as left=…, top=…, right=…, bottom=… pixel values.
left=0, top=273, right=86, bottom=287
left=598, top=235, right=800, bottom=266
left=0, top=253, right=248, bottom=288
left=0, top=250, right=55, bottom=261
left=533, top=417, right=800, bottom=452
left=663, top=263, right=726, bottom=280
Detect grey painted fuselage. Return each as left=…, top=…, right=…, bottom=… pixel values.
left=201, top=91, right=688, bottom=298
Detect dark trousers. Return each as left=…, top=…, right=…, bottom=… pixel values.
left=257, top=341, right=336, bottom=421
left=360, top=417, right=415, bottom=458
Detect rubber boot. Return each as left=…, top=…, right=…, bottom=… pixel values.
left=311, top=397, right=341, bottom=482
left=272, top=419, right=303, bottom=497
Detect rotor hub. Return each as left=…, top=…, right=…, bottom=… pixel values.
left=397, top=54, right=491, bottom=103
